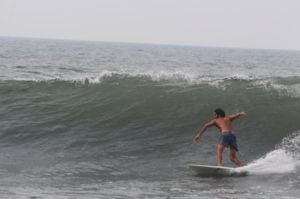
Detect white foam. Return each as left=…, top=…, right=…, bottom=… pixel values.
left=238, top=149, right=297, bottom=175
left=236, top=132, right=300, bottom=175
left=4, top=66, right=300, bottom=99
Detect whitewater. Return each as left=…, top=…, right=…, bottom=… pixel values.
left=0, top=37, right=300, bottom=198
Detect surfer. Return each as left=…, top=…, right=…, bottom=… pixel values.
left=193, top=108, right=246, bottom=167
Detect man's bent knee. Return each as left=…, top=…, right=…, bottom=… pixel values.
left=217, top=144, right=224, bottom=150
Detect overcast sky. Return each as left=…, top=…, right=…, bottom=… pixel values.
left=1, top=0, right=299, bottom=50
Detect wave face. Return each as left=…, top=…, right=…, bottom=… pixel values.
left=0, top=37, right=300, bottom=198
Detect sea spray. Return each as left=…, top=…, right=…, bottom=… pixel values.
left=238, top=132, right=300, bottom=175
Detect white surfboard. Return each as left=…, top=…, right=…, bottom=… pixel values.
left=189, top=164, right=248, bottom=177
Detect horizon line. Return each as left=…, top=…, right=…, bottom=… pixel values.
left=1, top=35, right=299, bottom=52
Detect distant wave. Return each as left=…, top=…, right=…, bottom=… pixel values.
left=2, top=72, right=300, bottom=100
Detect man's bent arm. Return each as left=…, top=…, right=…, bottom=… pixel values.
left=229, top=112, right=246, bottom=121
left=193, top=120, right=215, bottom=143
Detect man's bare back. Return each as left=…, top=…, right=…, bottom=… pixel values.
left=214, top=117, right=232, bottom=133
left=214, top=113, right=246, bottom=133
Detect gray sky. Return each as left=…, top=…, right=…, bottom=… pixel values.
left=1, top=0, right=300, bottom=50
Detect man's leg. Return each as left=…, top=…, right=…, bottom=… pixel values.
left=216, top=144, right=224, bottom=166
left=229, top=149, right=242, bottom=167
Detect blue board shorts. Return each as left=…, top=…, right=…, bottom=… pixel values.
left=219, top=132, right=238, bottom=151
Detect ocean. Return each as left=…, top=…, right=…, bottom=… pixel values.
left=0, top=37, right=300, bottom=198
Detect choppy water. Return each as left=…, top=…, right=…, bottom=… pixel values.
left=0, top=37, right=300, bottom=198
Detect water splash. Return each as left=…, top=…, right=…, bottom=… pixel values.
left=237, top=132, right=300, bottom=175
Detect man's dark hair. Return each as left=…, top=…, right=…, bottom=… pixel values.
left=214, top=108, right=226, bottom=117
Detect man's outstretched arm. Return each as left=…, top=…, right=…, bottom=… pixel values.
left=229, top=112, right=246, bottom=121
left=193, top=120, right=215, bottom=143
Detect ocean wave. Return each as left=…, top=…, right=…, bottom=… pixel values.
left=3, top=72, right=300, bottom=99
left=0, top=70, right=258, bottom=84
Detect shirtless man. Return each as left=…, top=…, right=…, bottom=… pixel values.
left=193, top=108, right=246, bottom=167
